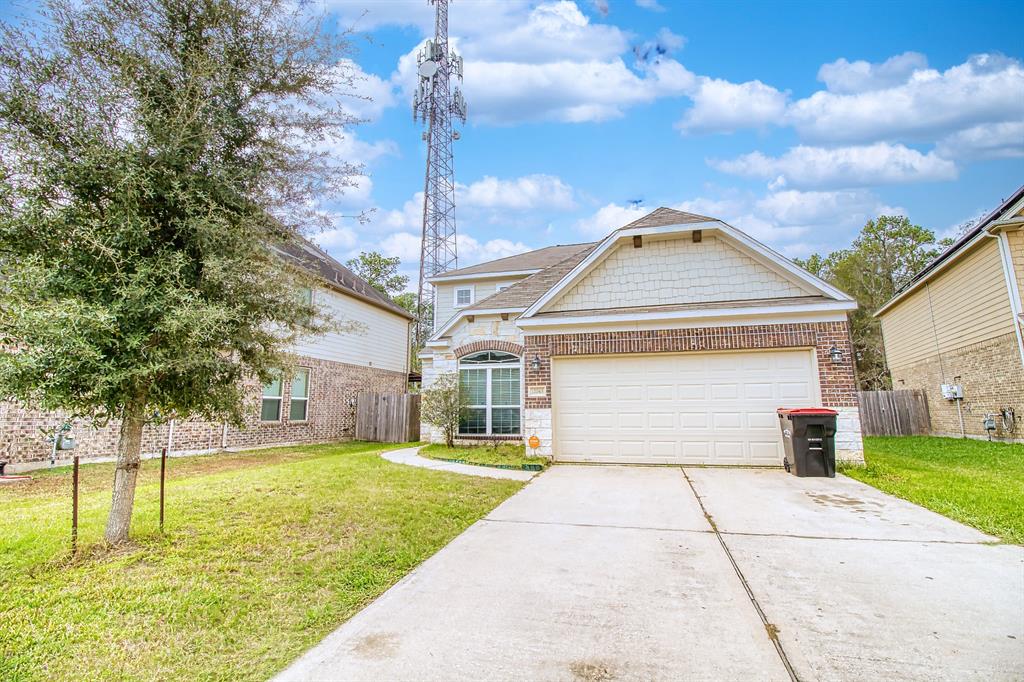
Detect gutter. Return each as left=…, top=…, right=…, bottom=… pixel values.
left=986, top=229, right=1024, bottom=369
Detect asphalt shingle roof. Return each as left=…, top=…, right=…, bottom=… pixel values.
left=464, top=243, right=598, bottom=311
left=277, top=240, right=413, bottom=319
left=616, top=207, right=716, bottom=230
left=433, top=243, right=595, bottom=278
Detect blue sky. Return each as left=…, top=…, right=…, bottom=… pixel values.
left=4, top=0, right=1023, bottom=287
left=311, top=0, right=1024, bottom=288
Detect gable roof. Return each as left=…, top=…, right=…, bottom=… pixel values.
left=277, top=240, right=414, bottom=319
left=876, top=183, right=1024, bottom=317
left=429, top=242, right=595, bottom=280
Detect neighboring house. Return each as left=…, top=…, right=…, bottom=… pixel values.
left=0, top=241, right=413, bottom=470
left=420, top=208, right=864, bottom=465
left=876, top=185, right=1024, bottom=442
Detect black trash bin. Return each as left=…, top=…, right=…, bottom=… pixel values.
left=777, top=408, right=837, bottom=477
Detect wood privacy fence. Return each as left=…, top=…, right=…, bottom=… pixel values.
left=355, top=392, right=421, bottom=443
left=858, top=390, right=931, bottom=436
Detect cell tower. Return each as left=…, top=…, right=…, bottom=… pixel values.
left=413, top=0, right=467, bottom=346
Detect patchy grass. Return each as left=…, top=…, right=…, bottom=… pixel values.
left=0, top=441, right=523, bottom=681
left=420, top=442, right=549, bottom=470
left=840, top=436, right=1024, bottom=544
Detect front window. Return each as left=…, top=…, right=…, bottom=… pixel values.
left=455, top=286, right=473, bottom=307
left=459, top=351, right=521, bottom=435
left=261, top=375, right=282, bottom=421
left=289, top=369, right=310, bottom=421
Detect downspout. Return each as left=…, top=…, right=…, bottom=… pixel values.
left=986, top=230, right=1024, bottom=370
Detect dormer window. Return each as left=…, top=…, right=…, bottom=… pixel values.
left=455, top=286, right=473, bottom=307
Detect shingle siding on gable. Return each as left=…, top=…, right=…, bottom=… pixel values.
left=548, top=235, right=810, bottom=313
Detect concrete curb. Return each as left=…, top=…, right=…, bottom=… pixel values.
left=381, top=446, right=537, bottom=481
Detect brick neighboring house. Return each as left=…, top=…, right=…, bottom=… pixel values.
left=1, top=241, right=414, bottom=471
left=876, top=184, right=1024, bottom=442
left=420, top=208, right=865, bottom=465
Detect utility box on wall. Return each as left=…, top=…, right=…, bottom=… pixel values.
left=940, top=384, right=964, bottom=400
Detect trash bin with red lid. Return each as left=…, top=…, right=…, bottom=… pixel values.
left=777, top=408, right=838, bottom=477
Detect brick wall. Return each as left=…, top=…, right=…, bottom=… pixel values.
left=890, top=332, right=1023, bottom=440
left=0, top=355, right=406, bottom=469
left=523, top=322, right=859, bottom=409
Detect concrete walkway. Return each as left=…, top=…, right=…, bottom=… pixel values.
left=381, top=446, right=537, bottom=481
left=277, top=466, right=1023, bottom=682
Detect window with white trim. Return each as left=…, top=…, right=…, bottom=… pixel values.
left=454, top=286, right=473, bottom=307
left=458, top=351, right=521, bottom=435
left=261, top=374, right=282, bottom=421
left=289, top=368, right=310, bottom=421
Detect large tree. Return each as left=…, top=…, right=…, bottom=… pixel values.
left=0, top=0, right=363, bottom=543
left=796, top=215, right=943, bottom=390
left=345, top=251, right=409, bottom=297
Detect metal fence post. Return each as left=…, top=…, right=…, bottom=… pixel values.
left=159, top=447, right=167, bottom=532
left=71, top=455, right=79, bottom=554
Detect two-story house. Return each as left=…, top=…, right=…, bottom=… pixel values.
left=420, top=207, right=864, bottom=465
left=1, top=240, right=414, bottom=470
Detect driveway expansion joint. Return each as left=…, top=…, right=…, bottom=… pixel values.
left=680, top=467, right=800, bottom=682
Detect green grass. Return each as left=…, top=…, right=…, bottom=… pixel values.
left=420, top=442, right=549, bottom=470
left=0, top=441, right=523, bottom=681
left=840, top=436, right=1024, bottom=544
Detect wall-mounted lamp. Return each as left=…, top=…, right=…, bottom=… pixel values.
left=829, top=344, right=843, bottom=364
left=530, top=355, right=542, bottom=371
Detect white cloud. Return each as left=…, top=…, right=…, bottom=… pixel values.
left=385, top=2, right=695, bottom=125
left=574, top=202, right=649, bottom=236
left=458, top=174, right=576, bottom=210
left=375, top=230, right=533, bottom=270
left=711, top=143, right=957, bottom=189
left=633, top=28, right=686, bottom=63
left=335, top=60, right=397, bottom=122
left=676, top=78, right=788, bottom=134
left=817, top=52, right=928, bottom=94
left=936, top=121, right=1024, bottom=160
left=789, top=53, right=1024, bottom=143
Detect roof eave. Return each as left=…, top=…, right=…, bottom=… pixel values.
left=516, top=299, right=857, bottom=330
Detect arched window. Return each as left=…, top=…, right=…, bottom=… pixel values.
left=459, top=351, right=522, bottom=435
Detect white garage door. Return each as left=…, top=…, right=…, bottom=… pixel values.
left=552, top=350, right=819, bottom=465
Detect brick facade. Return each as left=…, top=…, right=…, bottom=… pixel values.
left=0, top=356, right=406, bottom=470
left=522, top=322, right=859, bottom=410
left=890, top=332, right=1024, bottom=441
left=453, top=340, right=524, bottom=359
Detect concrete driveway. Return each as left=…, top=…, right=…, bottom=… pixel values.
left=276, top=466, right=1024, bottom=682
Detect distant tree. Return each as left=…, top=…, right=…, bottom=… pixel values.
left=393, top=292, right=418, bottom=315
left=0, top=0, right=363, bottom=543
left=345, top=251, right=409, bottom=296
left=421, top=372, right=462, bottom=447
left=796, top=216, right=943, bottom=390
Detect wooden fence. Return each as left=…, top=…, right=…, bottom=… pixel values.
left=858, top=390, right=931, bottom=436
left=355, top=392, right=421, bottom=443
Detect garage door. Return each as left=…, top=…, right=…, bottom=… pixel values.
left=552, top=350, right=819, bottom=465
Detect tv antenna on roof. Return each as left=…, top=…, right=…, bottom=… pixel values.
left=413, top=0, right=467, bottom=348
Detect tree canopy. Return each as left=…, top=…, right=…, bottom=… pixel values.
left=345, top=251, right=409, bottom=297
left=796, top=215, right=944, bottom=390
left=0, top=0, right=364, bottom=542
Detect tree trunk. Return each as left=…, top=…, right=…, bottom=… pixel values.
left=104, top=398, right=146, bottom=544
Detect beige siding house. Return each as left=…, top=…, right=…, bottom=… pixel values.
left=1, top=241, right=413, bottom=471
left=420, top=208, right=864, bottom=465
left=876, top=185, right=1024, bottom=441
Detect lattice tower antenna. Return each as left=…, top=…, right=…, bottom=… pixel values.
left=413, top=0, right=467, bottom=347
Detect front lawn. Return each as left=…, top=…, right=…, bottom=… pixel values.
left=0, top=441, right=523, bottom=681
left=420, top=442, right=549, bottom=470
left=841, top=436, right=1024, bottom=544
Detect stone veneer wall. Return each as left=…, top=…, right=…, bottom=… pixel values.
left=523, top=321, right=864, bottom=462
left=889, top=332, right=1023, bottom=441
left=0, top=356, right=406, bottom=470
